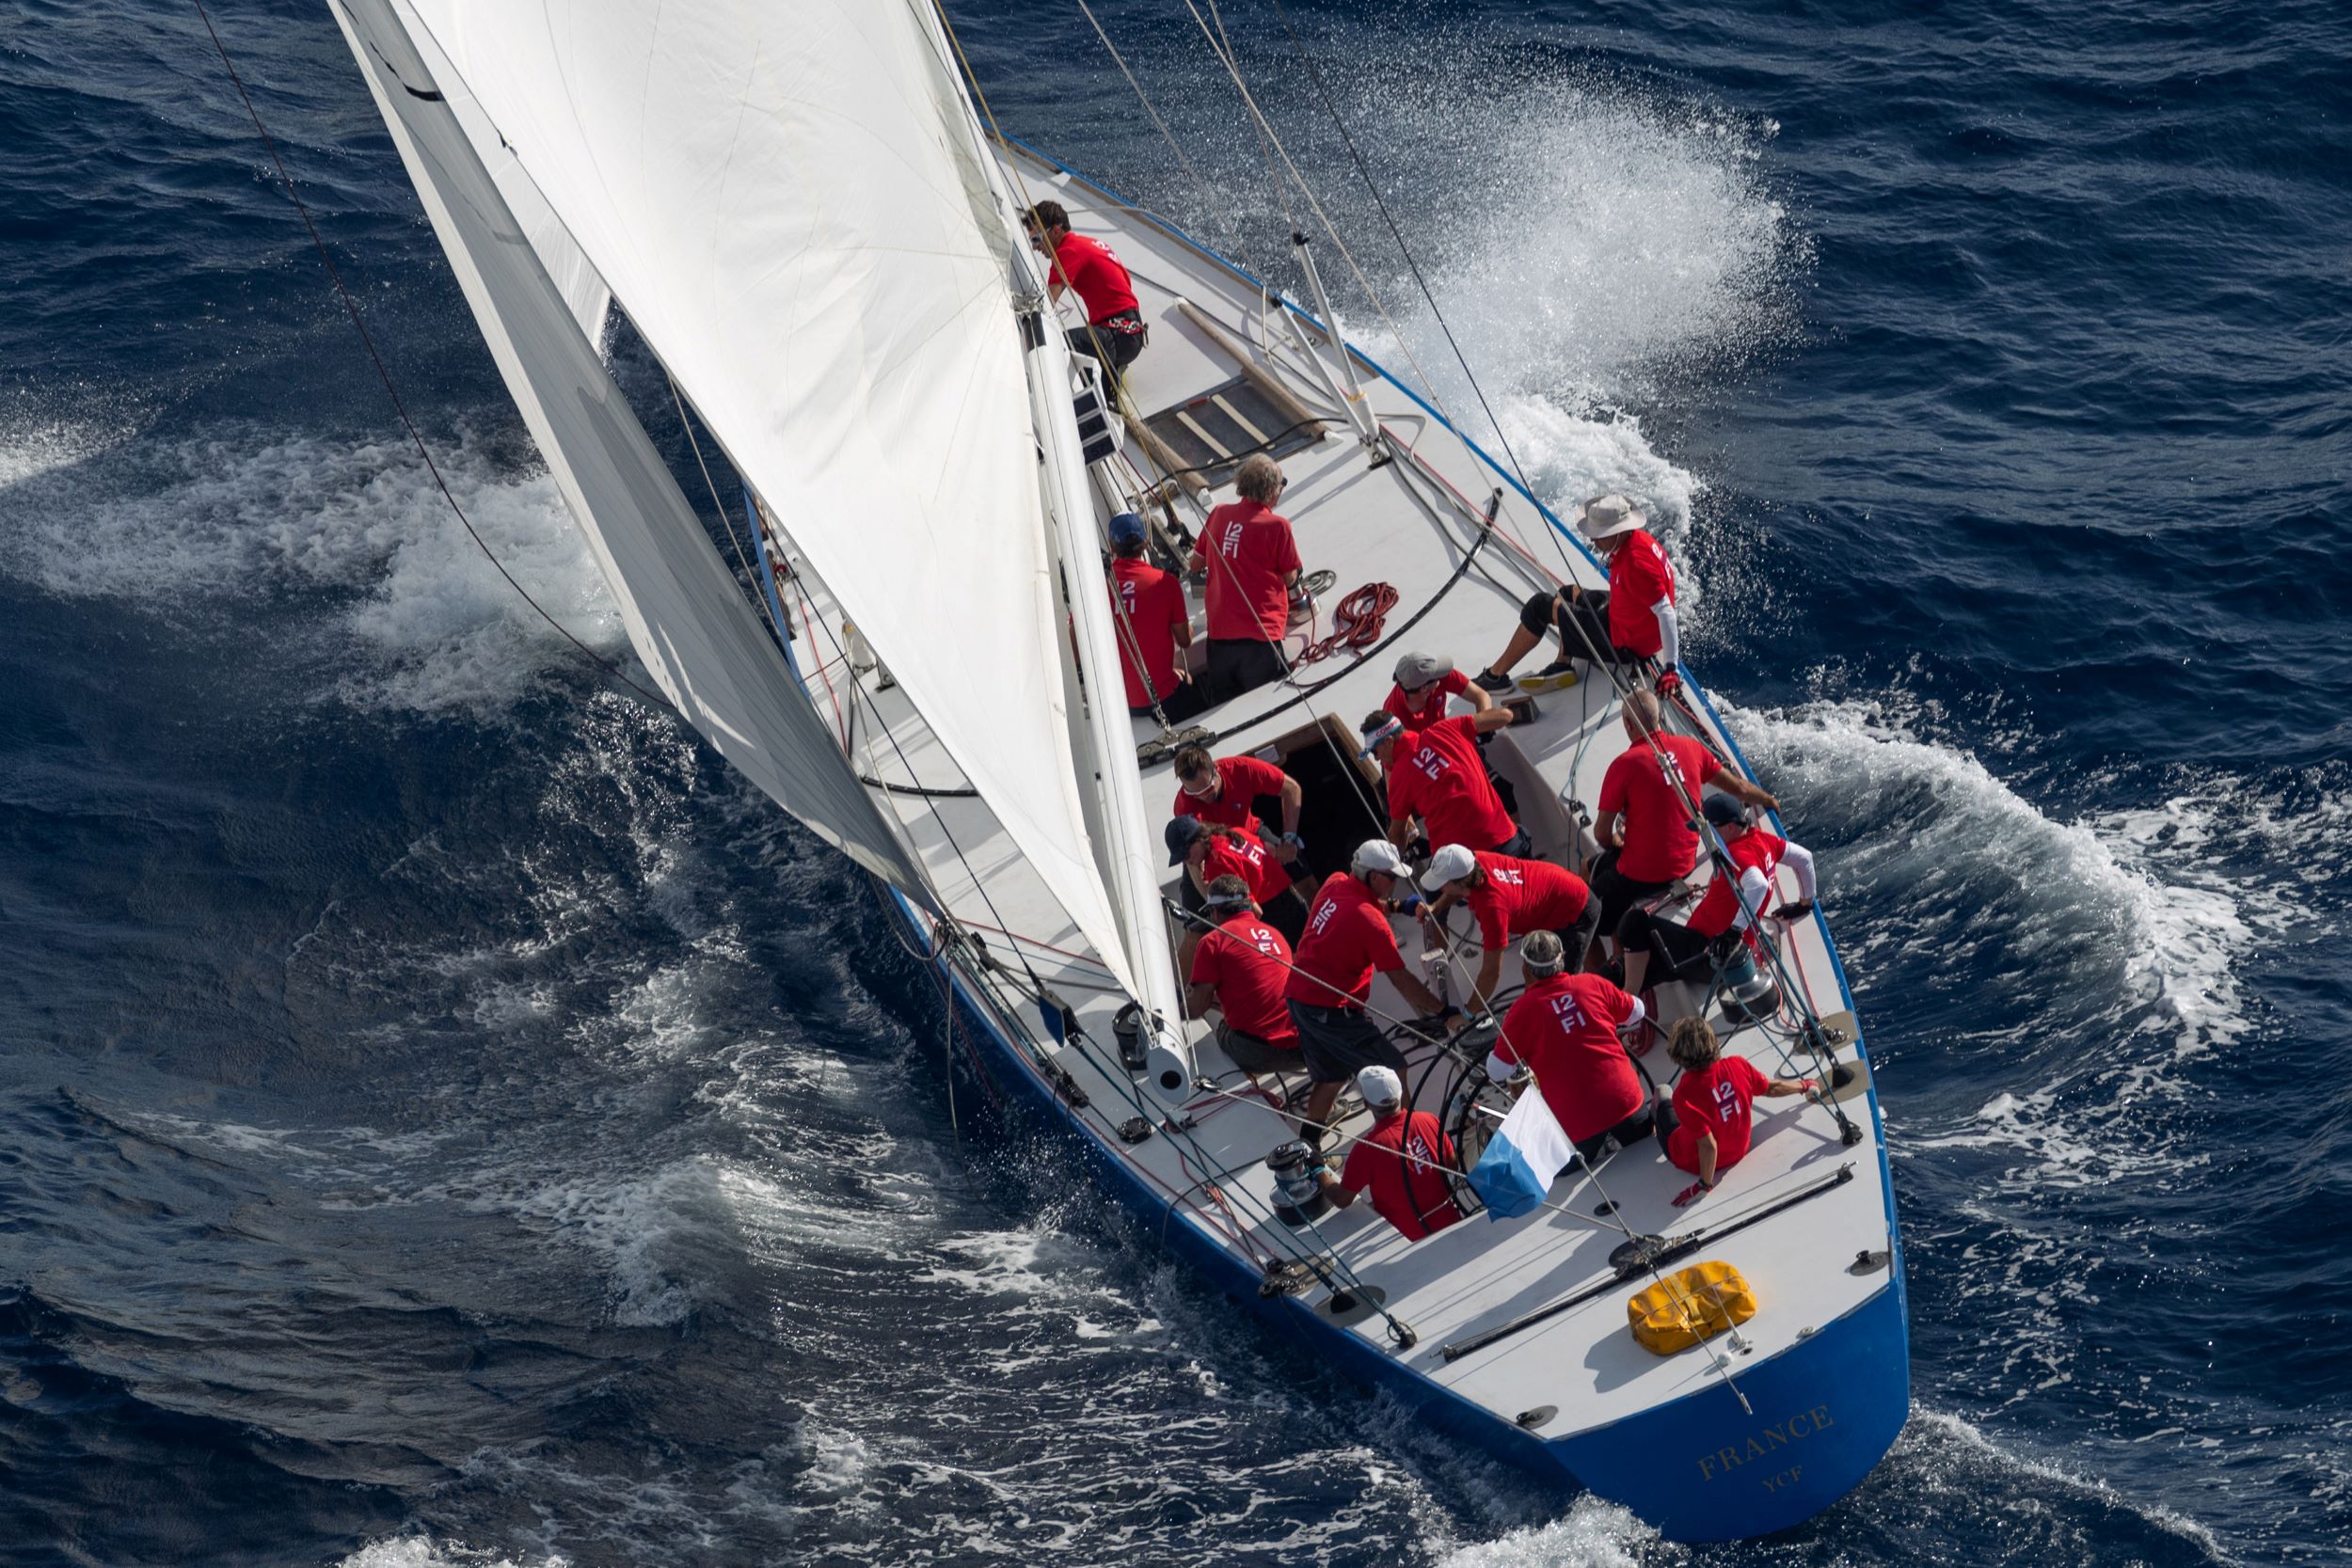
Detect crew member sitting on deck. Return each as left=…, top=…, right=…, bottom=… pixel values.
left=1490, top=930, right=1674, bottom=1164
left=1474, top=495, right=1682, bottom=698
left=1184, top=874, right=1305, bottom=1094
left=1186, top=454, right=1303, bottom=703
left=1024, top=199, right=1147, bottom=378
left=1166, top=816, right=1310, bottom=959
left=1588, top=689, right=1779, bottom=968
left=1384, top=650, right=1492, bottom=733
left=1359, top=707, right=1526, bottom=859
left=1419, top=843, right=1598, bottom=1012
left=1663, top=1017, right=1817, bottom=1208
left=1311, top=1064, right=1463, bottom=1241
left=1107, top=511, right=1204, bottom=724
left=1618, top=794, right=1818, bottom=998
left=1284, top=840, right=1464, bottom=1140
left=1171, top=745, right=1307, bottom=865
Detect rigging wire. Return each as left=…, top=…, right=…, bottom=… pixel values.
left=191, top=0, right=670, bottom=711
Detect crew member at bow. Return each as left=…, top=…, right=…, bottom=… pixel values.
left=1024, top=199, right=1147, bottom=378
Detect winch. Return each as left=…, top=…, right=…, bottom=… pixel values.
left=1111, top=1002, right=1152, bottom=1073
left=1716, top=946, right=1782, bottom=1026
left=1264, top=1140, right=1330, bottom=1225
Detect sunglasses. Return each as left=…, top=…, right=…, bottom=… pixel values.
left=1179, top=773, right=1217, bottom=797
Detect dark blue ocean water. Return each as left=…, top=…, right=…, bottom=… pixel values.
left=3, top=2, right=2346, bottom=1564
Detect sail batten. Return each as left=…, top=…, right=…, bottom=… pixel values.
left=395, top=0, right=1166, bottom=1002
left=332, top=0, right=931, bottom=902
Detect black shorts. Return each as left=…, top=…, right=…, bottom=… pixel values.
left=1589, top=848, right=1674, bottom=936
left=1555, top=899, right=1605, bottom=972
left=1286, top=999, right=1410, bottom=1086
left=1218, top=1024, right=1301, bottom=1076
left=1616, top=907, right=1721, bottom=982
left=1129, top=680, right=1209, bottom=725
left=1204, top=638, right=1288, bottom=703
left=1518, top=588, right=1642, bottom=666
left=1572, top=1094, right=1677, bottom=1164
left=1068, top=319, right=1145, bottom=373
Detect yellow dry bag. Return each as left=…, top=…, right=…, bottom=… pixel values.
left=1627, top=1259, right=1756, bottom=1354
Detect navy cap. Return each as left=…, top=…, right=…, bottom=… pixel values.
left=1164, top=815, right=1208, bottom=865
left=1108, top=511, right=1148, bottom=546
left=1702, top=794, right=1747, bottom=828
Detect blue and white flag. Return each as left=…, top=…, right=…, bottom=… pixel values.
left=1469, top=1088, right=1577, bottom=1219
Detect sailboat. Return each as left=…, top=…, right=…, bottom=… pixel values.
left=324, top=0, right=1908, bottom=1543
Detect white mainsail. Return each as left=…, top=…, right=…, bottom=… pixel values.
left=332, top=0, right=931, bottom=898
left=392, top=0, right=1171, bottom=1006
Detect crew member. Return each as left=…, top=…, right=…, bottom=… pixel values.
left=1359, top=707, right=1525, bottom=859
left=1166, top=816, right=1309, bottom=956
left=1284, top=840, right=1462, bottom=1138
left=1170, top=745, right=1306, bottom=864
left=1490, top=930, right=1672, bottom=1164
left=1474, top=495, right=1680, bottom=697
left=1618, top=794, right=1818, bottom=996
left=1107, top=511, right=1203, bottom=723
left=1186, top=454, right=1302, bottom=703
left=1024, top=199, right=1147, bottom=377
left=1311, top=1065, right=1463, bottom=1241
left=1663, top=1017, right=1817, bottom=1207
left=1384, top=651, right=1491, bottom=734
left=1419, top=843, right=1597, bottom=1011
left=1184, top=874, right=1305, bottom=1093
left=1588, top=689, right=1778, bottom=965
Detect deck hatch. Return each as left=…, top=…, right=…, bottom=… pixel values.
left=1142, top=374, right=1320, bottom=488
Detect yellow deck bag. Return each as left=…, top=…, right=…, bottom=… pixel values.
left=1627, top=1259, right=1756, bottom=1354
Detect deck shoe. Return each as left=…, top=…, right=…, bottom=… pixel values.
left=1517, top=660, right=1580, bottom=693
left=1471, top=668, right=1515, bottom=695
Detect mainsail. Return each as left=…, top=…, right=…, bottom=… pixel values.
left=331, top=0, right=931, bottom=898
left=387, top=0, right=1174, bottom=1006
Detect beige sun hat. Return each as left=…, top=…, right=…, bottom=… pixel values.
left=1575, top=494, right=1648, bottom=542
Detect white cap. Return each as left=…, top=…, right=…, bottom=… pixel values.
left=1420, top=843, right=1478, bottom=892
left=1352, top=838, right=1407, bottom=879
left=1576, top=493, right=1648, bottom=542
left=1356, top=1064, right=1404, bottom=1108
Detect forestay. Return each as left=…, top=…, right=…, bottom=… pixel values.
left=392, top=0, right=1160, bottom=1003
left=331, top=0, right=931, bottom=897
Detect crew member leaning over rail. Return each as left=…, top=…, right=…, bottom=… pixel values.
left=1618, top=794, right=1818, bottom=999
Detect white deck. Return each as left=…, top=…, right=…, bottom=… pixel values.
left=760, top=146, right=1896, bottom=1444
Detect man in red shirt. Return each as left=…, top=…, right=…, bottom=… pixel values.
left=1311, top=1065, right=1462, bottom=1241
left=1619, top=793, right=1819, bottom=996
left=1106, top=511, right=1203, bottom=723
left=1360, top=707, right=1526, bottom=858
left=1588, top=689, right=1778, bottom=967
left=1170, top=745, right=1306, bottom=863
left=1024, top=199, right=1147, bottom=377
left=1186, top=454, right=1303, bottom=703
left=1166, top=816, right=1309, bottom=954
left=1384, top=650, right=1492, bottom=733
left=1184, top=874, right=1305, bottom=1091
left=1490, top=930, right=1666, bottom=1163
left=1418, top=843, right=1597, bottom=1011
left=1473, top=495, right=1683, bottom=698
left=1283, top=839, right=1461, bottom=1138
left=1662, top=1017, right=1816, bottom=1207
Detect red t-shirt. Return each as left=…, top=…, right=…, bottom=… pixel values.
left=1052, top=230, right=1138, bottom=324
left=1110, top=558, right=1187, bottom=710
left=1386, top=715, right=1515, bottom=854
left=1188, top=913, right=1300, bottom=1048
left=1686, top=829, right=1786, bottom=941
left=1283, top=872, right=1404, bottom=1007
left=1495, top=974, right=1643, bottom=1144
left=1463, top=851, right=1590, bottom=952
left=1607, top=530, right=1677, bottom=657
left=1668, top=1055, right=1772, bottom=1174
left=1173, top=752, right=1287, bottom=832
left=1383, top=668, right=1472, bottom=732
left=1203, top=832, right=1293, bottom=907
left=1597, top=733, right=1722, bottom=883
left=1341, top=1110, right=1462, bottom=1241
left=1198, top=500, right=1302, bottom=643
